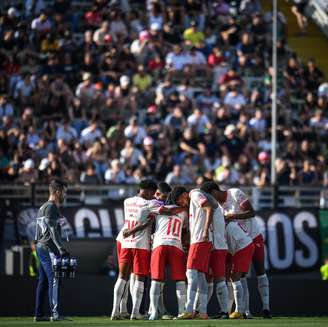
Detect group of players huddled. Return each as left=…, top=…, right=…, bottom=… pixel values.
left=111, top=180, right=271, bottom=320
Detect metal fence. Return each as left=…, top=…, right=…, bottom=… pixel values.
left=0, top=183, right=327, bottom=209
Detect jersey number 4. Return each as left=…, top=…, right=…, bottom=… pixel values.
left=167, top=217, right=181, bottom=237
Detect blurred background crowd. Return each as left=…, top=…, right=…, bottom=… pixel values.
left=0, top=0, right=328, bottom=187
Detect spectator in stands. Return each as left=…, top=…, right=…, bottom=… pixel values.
left=80, top=163, right=102, bottom=184
left=291, top=0, right=309, bottom=36
left=104, top=159, right=126, bottom=184
left=165, top=164, right=192, bottom=185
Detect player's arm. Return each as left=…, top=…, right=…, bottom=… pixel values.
left=225, top=199, right=255, bottom=220
left=158, top=206, right=186, bottom=215
left=202, top=204, right=214, bottom=242
left=123, top=214, right=154, bottom=238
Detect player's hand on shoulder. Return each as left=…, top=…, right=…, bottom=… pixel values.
left=122, top=229, right=132, bottom=238
left=224, top=211, right=235, bottom=221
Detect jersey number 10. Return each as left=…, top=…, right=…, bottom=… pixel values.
left=167, top=217, right=181, bottom=237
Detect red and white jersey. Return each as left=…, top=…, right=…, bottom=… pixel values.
left=189, top=189, right=210, bottom=244
left=211, top=205, right=228, bottom=250
left=152, top=206, right=187, bottom=251
left=121, top=196, right=156, bottom=250
left=225, top=221, right=252, bottom=256
left=221, top=188, right=261, bottom=239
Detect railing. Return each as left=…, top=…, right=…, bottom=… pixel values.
left=0, top=183, right=327, bottom=209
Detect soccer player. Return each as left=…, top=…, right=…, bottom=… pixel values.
left=111, top=179, right=157, bottom=320
left=200, top=182, right=229, bottom=319
left=225, top=218, right=255, bottom=319
left=171, top=186, right=216, bottom=320
left=148, top=184, right=188, bottom=320
left=210, top=185, right=271, bottom=318
left=223, top=188, right=271, bottom=318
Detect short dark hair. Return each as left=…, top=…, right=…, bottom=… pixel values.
left=49, top=179, right=67, bottom=195
left=157, top=182, right=172, bottom=194
left=200, top=181, right=220, bottom=194
left=139, top=179, right=157, bottom=191
left=170, top=186, right=188, bottom=205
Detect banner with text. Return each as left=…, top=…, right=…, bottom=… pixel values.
left=14, top=204, right=321, bottom=273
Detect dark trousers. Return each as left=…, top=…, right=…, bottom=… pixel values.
left=34, top=244, right=59, bottom=318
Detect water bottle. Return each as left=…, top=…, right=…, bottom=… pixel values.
left=69, top=258, right=77, bottom=279
left=53, top=257, right=61, bottom=279
left=61, top=257, right=69, bottom=279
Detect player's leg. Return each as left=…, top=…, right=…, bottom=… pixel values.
left=111, top=248, right=131, bottom=320
left=119, top=279, right=129, bottom=318
left=253, top=235, right=271, bottom=318
left=169, top=246, right=187, bottom=316
left=197, top=271, right=208, bottom=318
left=225, top=254, right=234, bottom=313
left=130, top=249, right=150, bottom=320
left=149, top=246, right=166, bottom=320
left=185, top=268, right=199, bottom=315
left=211, top=249, right=229, bottom=318
left=229, top=272, right=243, bottom=319
left=230, top=243, right=255, bottom=319
left=240, top=276, right=251, bottom=318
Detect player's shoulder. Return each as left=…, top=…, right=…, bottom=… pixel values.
left=229, top=187, right=246, bottom=198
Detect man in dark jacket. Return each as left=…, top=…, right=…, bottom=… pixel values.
left=34, top=179, right=69, bottom=322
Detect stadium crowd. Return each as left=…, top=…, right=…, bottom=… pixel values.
left=0, top=0, right=328, bottom=187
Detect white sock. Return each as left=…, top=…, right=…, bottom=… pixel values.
left=149, top=281, right=161, bottom=317
left=198, top=272, right=208, bottom=314
left=131, top=280, right=144, bottom=317
left=216, top=281, right=228, bottom=313
left=257, top=274, right=270, bottom=311
left=159, top=282, right=165, bottom=315
left=232, top=281, right=244, bottom=313
left=207, top=282, right=214, bottom=303
left=240, top=277, right=249, bottom=313
left=176, top=281, right=187, bottom=314
left=227, top=282, right=234, bottom=313
left=111, top=278, right=127, bottom=317
left=129, top=273, right=136, bottom=297
left=186, top=269, right=198, bottom=313
left=120, top=279, right=129, bottom=314
left=193, top=289, right=199, bottom=311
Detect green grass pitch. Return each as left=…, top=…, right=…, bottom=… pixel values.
left=0, top=317, right=328, bottom=327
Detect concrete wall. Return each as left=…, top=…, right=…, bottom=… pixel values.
left=0, top=276, right=327, bottom=317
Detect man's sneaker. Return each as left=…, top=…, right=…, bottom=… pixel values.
left=263, top=309, right=272, bottom=319
left=33, top=316, right=50, bottom=322
left=110, top=315, right=122, bottom=320
left=161, top=314, right=173, bottom=320
left=149, top=313, right=158, bottom=321
left=243, top=311, right=253, bottom=319
left=219, top=312, right=229, bottom=319
left=229, top=311, right=243, bottom=319
left=119, top=313, right=130, bottom=320
left=174, top=312, right=194, bottom=320
left=130, top=314, right=145, bottom=320
left=50, top=316, right=72, bottom=322
left=195, top=313, right=209, bottom=320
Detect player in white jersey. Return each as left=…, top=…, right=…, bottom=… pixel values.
left=147, top=183, right=188, bottom=320
left=170, top=186, right=216, bottom=320
left=199, top=182, right=229, bottom=319
left=111, top=179, right=157, bottom=320
left=207, top=185, right=271, bottom=319
left=222, top=187, right=271, bottom=319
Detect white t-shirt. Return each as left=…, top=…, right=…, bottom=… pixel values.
left=121, top=196, right=154, bottom=250
left=221, top=188, right=261, bottom=239
left=225, top=221, right=252, bottom=255
left=211, top=205, right=228, bottom=250
left=189, top=189, right=210, bottom=244
left=152, top=206, right=187, bottom=251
